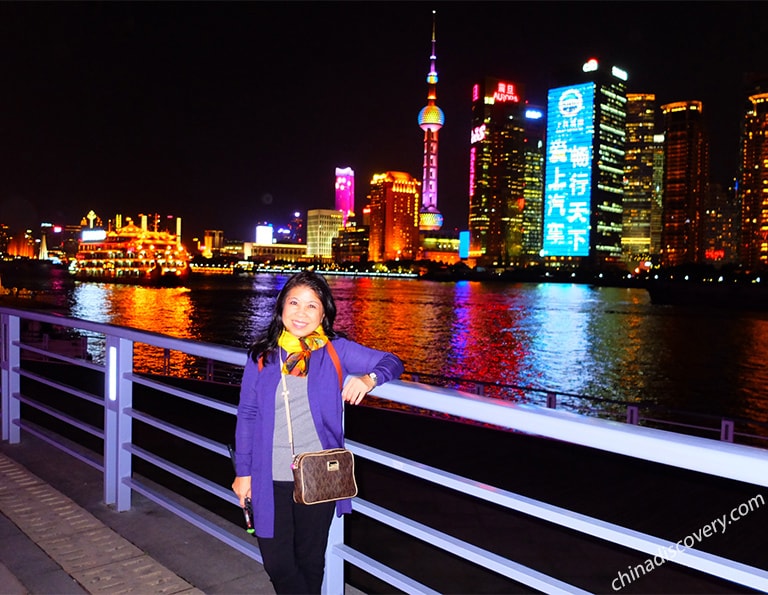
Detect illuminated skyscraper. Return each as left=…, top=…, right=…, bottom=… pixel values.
left=738, top=86, right=768, bottom=268
left=522, top=106, right=546, bottom=259
left=332, top=226, right=369, bottom=263
left=542, top=59, right=627, bottom=266
left=622, top=93, right=658, bottom=261
left=703, top=182, right=739, bottom=264
left=650, top=133, right=666, bottom=255
left=334, top=167, right=355, bottom=227
left=367, top=172, right=421, bottom=262
left=417, top=10, right=444, bottom=231
left=659, top=101, right=710, bottom=266
left=468, top=77, right=526, bottom=265
left=307, top=209, right=343, bottom=261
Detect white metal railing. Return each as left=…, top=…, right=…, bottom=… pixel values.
left=2, top=305, right=768, bottom=594
left=406, top=373, right=768, bottom=447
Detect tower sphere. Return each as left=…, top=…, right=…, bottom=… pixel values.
left=418, top=105, right=445, bottom=132
left=419, top=210, right=444, bottom=231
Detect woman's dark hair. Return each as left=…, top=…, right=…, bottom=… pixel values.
left=248, top=270, right=339, bottom=362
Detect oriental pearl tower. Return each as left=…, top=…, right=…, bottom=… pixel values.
left=417, top=10, right=445, bottom=231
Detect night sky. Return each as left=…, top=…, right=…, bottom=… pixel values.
left=1, top=1, right=767, bottom=242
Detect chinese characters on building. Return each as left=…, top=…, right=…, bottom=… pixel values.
left=542, top=83, right=595, bottom=257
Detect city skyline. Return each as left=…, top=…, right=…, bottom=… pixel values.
left=2, top=1, right=767, bottom=242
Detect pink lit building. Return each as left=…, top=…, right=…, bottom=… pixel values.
left=335, top=167, right=355, bottom=227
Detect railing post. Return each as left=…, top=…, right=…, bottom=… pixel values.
left=323, top=408, right=352, bottom=594
left=720, top=419, right=735, bottom=443
left=206, top=358, right=214, bottom=382
left=1, top=314, right=21, bottom=443
left=104, top=335, right=134, bottom=510
left=546, top=392, right=557, bottom=409
left=163, top=347, right=171, bottom=376
left=626, top=405, right=639, bottom=425
left=474, top=383, right=485, bottom=396
left=323, top=511, right=345, bottom=595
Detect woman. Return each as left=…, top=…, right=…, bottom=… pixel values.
left=232, top=270, right=404, bottom=594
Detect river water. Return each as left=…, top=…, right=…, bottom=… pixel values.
left=14, top=270, right=768, bottom=438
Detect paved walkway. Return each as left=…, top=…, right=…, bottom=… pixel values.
left=0, top=436, right=273, bottom=594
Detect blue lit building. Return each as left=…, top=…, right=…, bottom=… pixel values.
left=542, top=59, right=627, bottom=267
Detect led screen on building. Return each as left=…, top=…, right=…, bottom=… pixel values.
left=542, top=83, right=595, bottom=257
left=82, top=229, right=107, bottom=242
left=459, top=230, right=470, bottom=259
left=255, top=224, right=274, bottom=245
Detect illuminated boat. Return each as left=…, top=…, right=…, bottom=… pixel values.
left=71, top=217, right=190, bottom=286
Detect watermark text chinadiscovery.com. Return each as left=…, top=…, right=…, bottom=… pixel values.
left=612, top=493, right=765, bottom=591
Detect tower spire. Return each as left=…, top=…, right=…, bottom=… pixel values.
left=417, top=9, right=444, bottom=231
left=429, top=10, right=437, bottom=88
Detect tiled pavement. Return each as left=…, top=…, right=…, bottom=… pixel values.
left=0, top=436, right=273, bottom=594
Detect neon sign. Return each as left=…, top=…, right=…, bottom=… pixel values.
left=611, top=66, right=628, bottom=81
left=469, top=146, right=476, bottom=198
left=542, top=83, right=595, bottom=257
left=491, top=81, right=519, bottom=103
left=471, top=124, right=487, bottom=144
left=582, top=58, right=599, bottom=73
left=705, top=248, right=725, bottom=261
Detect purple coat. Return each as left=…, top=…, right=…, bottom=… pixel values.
left=234, top=337, right=404, bottom=538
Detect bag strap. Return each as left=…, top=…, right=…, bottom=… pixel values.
left=325, top=340, right=343, bottom=389
left=279, top=357, right=296, bottom=458
left=257, top=340, right=343, bottom=389
left=271, top=341, right=344, bottom=459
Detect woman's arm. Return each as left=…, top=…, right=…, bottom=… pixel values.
left=336, top=340, right=404, bottom=405
left=233, top=357, right=260, bottom=475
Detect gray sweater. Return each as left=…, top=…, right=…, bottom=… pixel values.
left=272, top=374, right=322, bottom=481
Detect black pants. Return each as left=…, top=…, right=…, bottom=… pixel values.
left=257, top=481, right=335, bottom=594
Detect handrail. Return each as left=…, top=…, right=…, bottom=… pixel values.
left=369, top=381, right=768, bottom=488
left=405, top=371, right=768, bottom=446
left=2, top=305, right=768, bottom=594
left=347, top=439, right=767, bottom=590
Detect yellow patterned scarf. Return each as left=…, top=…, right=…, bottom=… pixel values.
left=278, top=327, right=328, bottom=376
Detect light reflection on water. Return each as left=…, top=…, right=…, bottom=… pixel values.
left=56, top=275, right=768, bottom=426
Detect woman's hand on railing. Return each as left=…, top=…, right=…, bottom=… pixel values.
left=342, top=375, right=375, bottom=406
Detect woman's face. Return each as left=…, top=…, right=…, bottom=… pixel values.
left=281, top=284, right=324, bottom=338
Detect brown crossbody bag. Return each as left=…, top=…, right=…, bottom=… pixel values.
left=277, top=341, right=358, bottom=505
